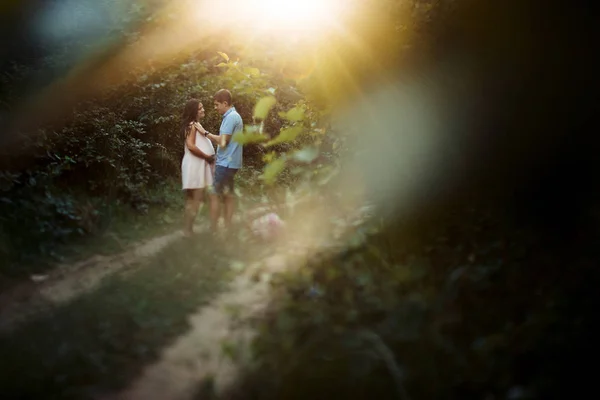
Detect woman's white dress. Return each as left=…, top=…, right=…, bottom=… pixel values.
left=181, top=129, right=215, bottom=189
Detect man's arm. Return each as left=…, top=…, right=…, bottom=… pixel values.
left=204, top=114, right=238, bottom=148
left=191, top=122, right=226, bottom=148
left=206, top=132, right=231, bottom=148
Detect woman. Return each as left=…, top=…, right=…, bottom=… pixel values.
left=181, top=98, right=215, bottom=237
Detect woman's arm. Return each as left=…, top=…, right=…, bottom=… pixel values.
left=186, top=125, right=214, bottom=163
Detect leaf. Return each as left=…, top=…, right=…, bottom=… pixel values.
left=393, top=265, right=413, bottom=282
left=216, top=62, right=228, bottom=68
left=253, top=96, right=276, bottom=120
left=260, top=157, right=286, bottom=185
left=233, top=132, right=267, bottom=145
left=326, top=267, right=339, bottom=281
left=261, top=272, right=272, bottom=283
left=230, top=261, right=245, bottom=271
left=244, top=124, right=261, bottom=134
left=264, top=126, right=303, bottom=147
left=217, top=51, right=229, bottom=62
left=356, top=271, right=372, bottom=286
left=245, top=67, right=260, bottom=77
left=278, top=106, right=305, bottom=122
left=220, top=340, right=238, bottom=360
left=276, top=312, right=294, bottom=332
left=262, top=151, right=276, bottom=163
left=292, top=147, right=319, bottom=163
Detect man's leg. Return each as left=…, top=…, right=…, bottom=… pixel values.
left=209, top=165, right=225, bottom=232
left=224, top=193, right=235, bottom=229
left=222, top=168, right=238, bottom=231
left=209, top=193, right=221, bottom=231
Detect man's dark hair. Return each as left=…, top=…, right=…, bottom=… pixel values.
left=214, top=89, right=232, bottom=105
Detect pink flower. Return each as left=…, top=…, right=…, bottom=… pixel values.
left=251, top=212, right=285, bottom=240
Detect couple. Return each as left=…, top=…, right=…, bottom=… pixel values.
left=181, top=89, right=243, bottom=237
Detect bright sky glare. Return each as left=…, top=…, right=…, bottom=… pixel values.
left=201, top=0, right=346, bottom=34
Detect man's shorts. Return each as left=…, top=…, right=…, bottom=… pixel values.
left=210, top=165, right=238, bottom=196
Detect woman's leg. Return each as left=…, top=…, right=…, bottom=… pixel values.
left=183, top=189, right=202, bottom=236
left=196, top=189, right=206, bottom=218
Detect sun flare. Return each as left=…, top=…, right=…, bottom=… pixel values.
left=201, top=0, right=346, bottom=35
left=252, top=0, right=336, bottom=26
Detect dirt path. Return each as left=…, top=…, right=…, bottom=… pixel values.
left=0, top=229, right=186, bottom=333
left=108, top=250, right=306, bottom=400
left=104, top=204, right=371, bottom=400
left=0, top=200, right=369, bottom=399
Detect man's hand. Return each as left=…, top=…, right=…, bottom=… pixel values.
left=193, top=122, right=208, bottom=136
left=205, top=155, right=215, bottom=164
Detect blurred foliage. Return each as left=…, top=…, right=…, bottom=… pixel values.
left=221, top=201, right=599, bottom=400
left=0, top=0, right=335, bottom=273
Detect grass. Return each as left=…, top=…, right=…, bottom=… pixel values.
left=0, top=181, right=210, bottom=284
left=58, top=200, right=189, bottom=259
left=0, top=236, right=230, bottom=399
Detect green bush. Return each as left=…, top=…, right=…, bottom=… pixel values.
left=0, top=44, right=329, bottom=275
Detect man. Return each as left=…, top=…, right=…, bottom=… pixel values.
left=204, top=89, right=243, bottom=234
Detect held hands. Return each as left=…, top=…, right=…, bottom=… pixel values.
left=205, top=155, right=215, bottom=164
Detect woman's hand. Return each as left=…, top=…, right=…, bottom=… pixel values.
left=205, top=155, right=215, bottom=164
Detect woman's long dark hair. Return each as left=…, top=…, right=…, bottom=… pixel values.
left=181, top=98, right=201, bottom=138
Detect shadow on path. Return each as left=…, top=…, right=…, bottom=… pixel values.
left=0, top=236, right=230, bottom=399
